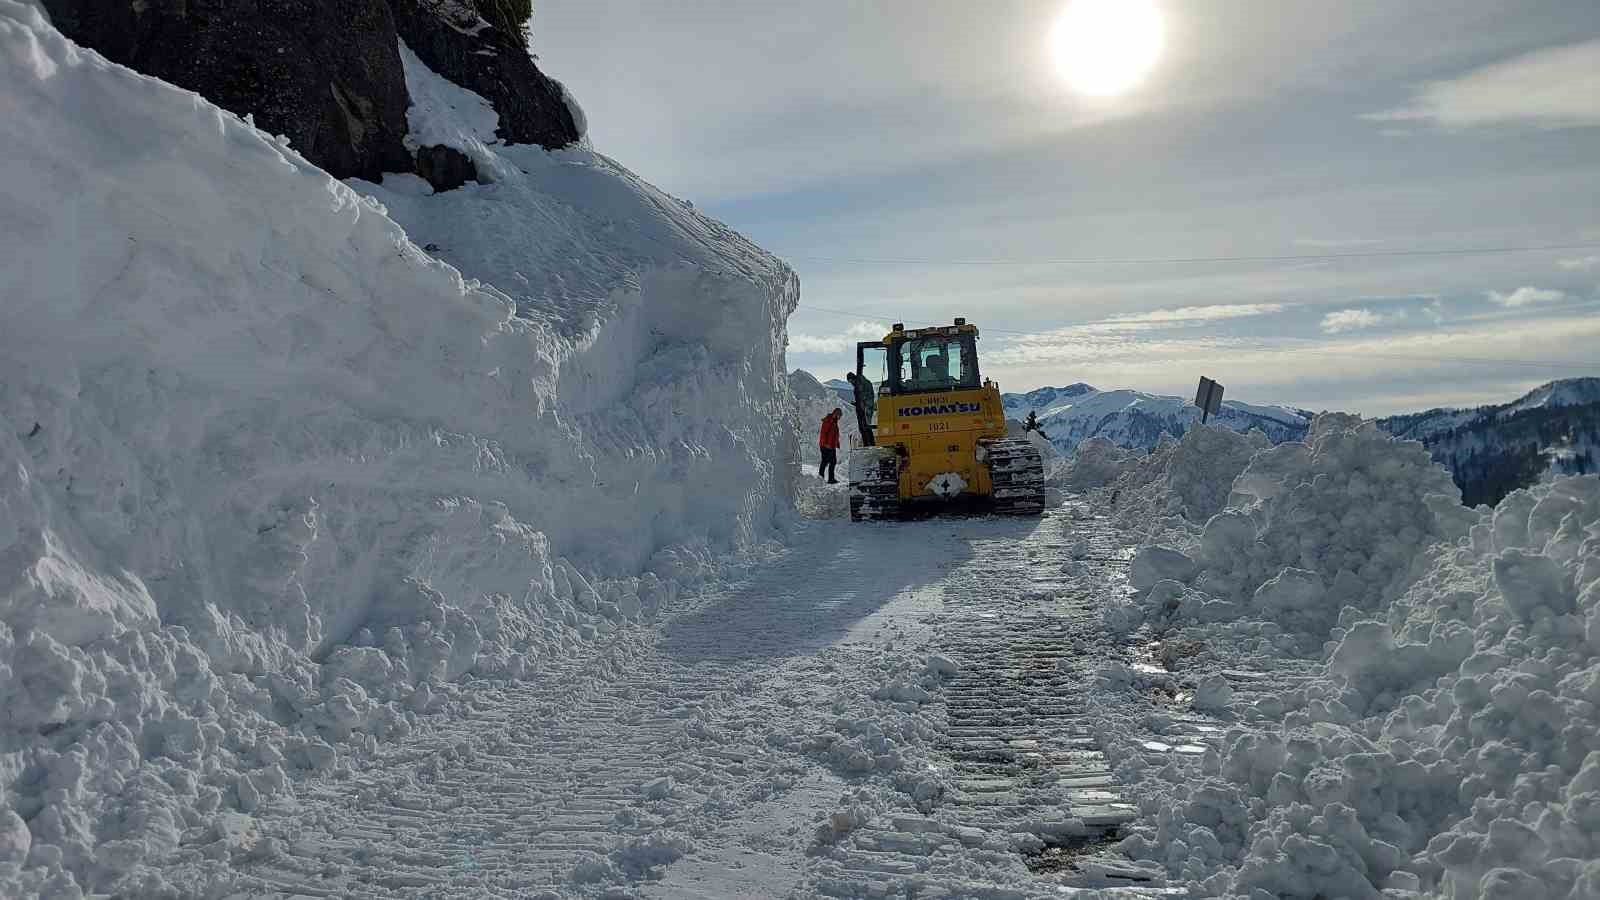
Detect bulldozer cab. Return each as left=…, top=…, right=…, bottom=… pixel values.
left=891, top=333, right=979, bottom=394
left=856, top=328, right=980, bottom=397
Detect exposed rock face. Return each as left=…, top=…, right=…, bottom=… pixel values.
left=40, top=0, right=415, bottom=182
left=389, top=0, right=578, bottom=148
left=40, top=0, right=579, bottom=185
left=415, top=144, right=478, bottom=192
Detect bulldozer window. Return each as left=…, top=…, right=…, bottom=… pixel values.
left=891, top=334, right=979, bottom=394
left=855, top=342, right=888, bottom=423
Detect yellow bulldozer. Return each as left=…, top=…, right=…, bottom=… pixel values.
left=847, top=318, right=1045, bottom=521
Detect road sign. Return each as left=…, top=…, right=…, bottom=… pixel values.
left=1195, top=377, right=1224, bottom=423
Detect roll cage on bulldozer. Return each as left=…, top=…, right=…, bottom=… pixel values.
left=848, top=319, right=1045, bottom=521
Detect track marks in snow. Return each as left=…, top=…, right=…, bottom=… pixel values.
left=220, top=505, right=1167, bottom=899
left=809, top=504, right=1167, bottom=897
left=226, top=521, right=976, bottom=897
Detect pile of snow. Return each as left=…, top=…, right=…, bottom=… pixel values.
left=1119, top=425, right=1271, bottom=528
left=1093, top=408, right=1600, bottom=897
left=1059, top=424, right=1271, bottom=547
left=1115, top=475, right=1600, bottom=898
left=1023, top=428, right=1066, bottom=482
left=1127, top=416, right=1469, bottom=652
left=1058, top=436, right=1141, bottom=492
left=0, top=5, right=795, bottom=896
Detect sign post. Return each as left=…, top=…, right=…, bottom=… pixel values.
left=1194, top=376, right=1224, bottom=424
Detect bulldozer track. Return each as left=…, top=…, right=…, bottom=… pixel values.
left=848, top=439, right=1047, bottom=522
left=984, top=439, right=1047, bottom=517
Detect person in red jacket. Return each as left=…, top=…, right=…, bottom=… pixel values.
left=818, top=408, right=843, bottom=483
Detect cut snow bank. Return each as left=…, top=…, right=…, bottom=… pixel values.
left=1080, top=411, right=1600, bottom=898
left=0, top=4, right=795, bottom=895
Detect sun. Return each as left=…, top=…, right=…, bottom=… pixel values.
left=1050, top=0, right=1165, bottom=98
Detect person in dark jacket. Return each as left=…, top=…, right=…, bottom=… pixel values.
left=845, top=372, right=876, bottom=446
left=818, top=408, right=843, bottom=483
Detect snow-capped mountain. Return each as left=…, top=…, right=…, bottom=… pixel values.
left=1375, top=378, right=1600, bottom=505
left=1505, top=377, right=1600, bottom=414
left=1380, top=378, right=1600, bottom=441
left=1001, top=383, right=1098, bottom=420
left=794, top=372, right=1311, bottom=454
left=1020, top=388, right=1310, bottom=454
left=823, top=377, right=855, bottom=406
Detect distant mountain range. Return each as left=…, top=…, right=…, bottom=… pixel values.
left=816, top=377, right=1310, bottom=452
left=799, top=373, right=1600, bottom=506
left=1375, top=377, right=1600, bottom=506
left=999, top=383, right=1310, bottom=452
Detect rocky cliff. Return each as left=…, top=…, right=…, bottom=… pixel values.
left=40, top=0, right=579, bottom=186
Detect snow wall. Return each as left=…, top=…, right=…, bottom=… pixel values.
left=0, top=4, right=796, bottom=894
left=1069, top=416, right=1600, bottom=897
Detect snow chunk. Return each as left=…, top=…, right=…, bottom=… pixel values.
left=1059, top=436, right=1139, bottom=491
left=1131, top=545, right=1197, bottom=591
left=1191, top=674, right=1233, bottom=711
left=642, top=776, right=674, bottom=800
left=0, top=810, right=30, bottom=865
left=1493, top=548, right=1573, bottom=620
left=550, top=76, right=587, bottom=141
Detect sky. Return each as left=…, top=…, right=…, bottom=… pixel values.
left=536, top=1, right=1600, bottom=416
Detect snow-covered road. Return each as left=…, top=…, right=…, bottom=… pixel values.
left=206, top=495, right=1151, bottom=899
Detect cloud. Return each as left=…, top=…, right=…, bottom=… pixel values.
left=1487, top=287, right=1567, bottom=308
left=983, top=329, right=1240, bottom=368
left=1103, top=303, right=1285, bottom=325
left=1423, top=299, right=1446, bottom=324
left=1367, top=39, right=1600, bottom=130
left=1320, top=308, right=1405, bottom=334
left=787, top=321, right=888, bottom=354
left=984, top=306, right=1600, bottom=418
left=1558, top=255, right=1599, bottom=272
left=788, top=304, right=1284, bottom=362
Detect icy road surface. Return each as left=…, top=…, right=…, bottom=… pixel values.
left=220, top=495, right=1156, bottom=899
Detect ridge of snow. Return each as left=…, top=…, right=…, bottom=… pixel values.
left=0, top=4, right=796, bottom=895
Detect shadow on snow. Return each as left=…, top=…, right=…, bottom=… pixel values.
left=656, top=514, right=1046, bottom=663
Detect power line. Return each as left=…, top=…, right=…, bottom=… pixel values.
left=780, top=241, right=1600, bottom=268
left=796, top=302, right=1051, bottom=335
